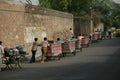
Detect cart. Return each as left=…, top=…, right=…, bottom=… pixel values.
left=62, top=41, right=76, bottom=56
left=81, top=37, right=90, bottom=47
left=91, top=33, right=99, bottom=43
left=75, top=40, right=82, bottom=51
left=47, top=43, right=62, bottom=60
left=2, top=48, right=24, bottom=71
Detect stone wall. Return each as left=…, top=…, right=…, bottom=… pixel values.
left=25, top=5, right=73, bottom=42
left=0, top=1, right=73, bottom=53
left=0, top=1, right=25, bottom=48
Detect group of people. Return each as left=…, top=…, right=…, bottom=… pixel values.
left=30, top=37, right=68, bottom=64
left=30, top=37, right=49, bottom=64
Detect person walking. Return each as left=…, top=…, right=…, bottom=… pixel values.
left=68, top=28, right=74, bottom=38
left=0, top=41, right=4, bottom=71
left=40, top=37, right=49, bottom=64
left=30, top=38, right=39, bottom=63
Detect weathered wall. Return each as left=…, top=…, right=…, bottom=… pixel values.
left=24, top=5, right=73, bottom=52
left=25, top=5, right=73, bottom=42
left=0, top=1, right=73, bottom=53
left=0, top=1, right=25, bottom=48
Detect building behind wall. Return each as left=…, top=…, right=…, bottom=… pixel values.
left=74, top=17, right=91, bottom=37
left=74, top=16, right=104, bottom=37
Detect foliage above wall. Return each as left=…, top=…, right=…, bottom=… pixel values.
left=38, top=0, right=120, bottom=28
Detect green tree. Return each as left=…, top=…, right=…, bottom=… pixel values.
left=38, top=0, right=91, bottom=16
left=111, top=2, right=120, bottom=28
left=38, top=0, right=120, bottom=28
left=39, top=0, right=51, bottom=8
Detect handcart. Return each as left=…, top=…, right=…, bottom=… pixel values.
left=2, top=48, right=23, bottom=71
left=75, top=40, right=82, bottom=51
left=62, top=41, right=76, bottom=57
left=92, top=33, right=99, bottom=43
left=81, top=37, right=90, bottom=47
left=47, top=43, right=62, bottom=60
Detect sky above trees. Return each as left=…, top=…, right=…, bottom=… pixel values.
left=113, top=0, right=120, bottom=3
left=14, top=0, right=39, bottom=5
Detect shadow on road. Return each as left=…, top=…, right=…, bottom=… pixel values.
left=90, top=38, right=120, bottom=47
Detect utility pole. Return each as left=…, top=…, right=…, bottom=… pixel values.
left=90, top=0, right=94, bottom=33
left=90, top=8, right=94, bottom=33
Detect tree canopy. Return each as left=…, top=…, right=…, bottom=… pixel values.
left=38, top=0, right=120, bottom=28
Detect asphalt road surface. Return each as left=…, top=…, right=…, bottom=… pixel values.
left=0, top=38, right=120, bottom=80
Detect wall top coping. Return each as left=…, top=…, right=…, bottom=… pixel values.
left=25, top=5, right=73, bottom=18
left=0, top=1, right=73, bottom=18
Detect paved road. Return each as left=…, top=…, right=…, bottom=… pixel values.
left=0, top=38, right=120, bottom=80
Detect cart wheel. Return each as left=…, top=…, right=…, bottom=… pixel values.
left=87, top=44, right=89, bottom=47
left=19, top=54, right=26, bottom=64
left=62, top=53, right=65, bottom=57
left=58, top=54, right=61, bottom=60
left=80, top=48, right=82, bottom=52
left=72, top=51, right=76, bottom=56
left=45, top=56, right=49, bottom=61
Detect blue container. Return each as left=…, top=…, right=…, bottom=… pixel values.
left=16, top=45, right=23, bottom=51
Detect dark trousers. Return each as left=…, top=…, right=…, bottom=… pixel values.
left=30, top=50, right=36, bottom=63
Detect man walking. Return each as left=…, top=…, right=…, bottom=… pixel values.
left=30, top=38, right=39, bottom=63
left=40, top=37, right=49, bottom=64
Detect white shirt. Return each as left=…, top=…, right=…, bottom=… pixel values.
left=0, top=45, right=4, bottom=57
left=40, top=40, right=49, bottom=47
left=31, top=41, right=39, bottom=51
left=68, top=30, right=74, bottom=37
